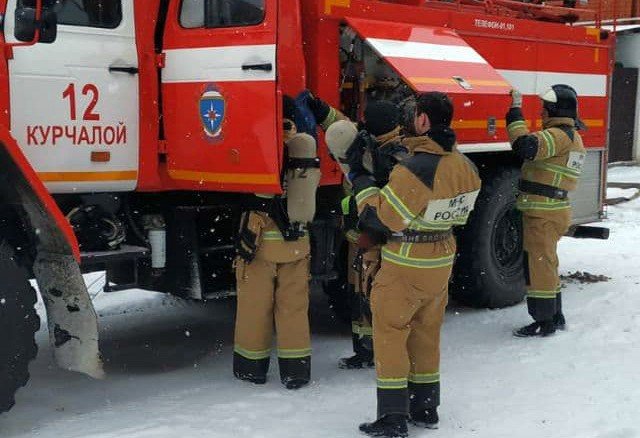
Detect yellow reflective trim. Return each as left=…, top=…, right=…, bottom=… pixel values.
left=409, top=216, right=465, bottom=231
left=507, top=121, right=527, bottom=134
left=234, top=345, right=271, bottom=360
left=381, top=185, right=415, bottom=222
left=535, top=161, right=580, bottom=178
left=356, top=186, right=380, bottom=206
left=277, top=348, right=312, bottom=359
left=541, top=130, right=556, bottom=158
left=408, top=372, right=440, bottom=384
left=341, top=196, right=352, bottom=215
left=346, top=229, right=360, bottom=243
left=377, top=378, right=408, bottom=389
left=353, top=322, right=373, bottom=336
left=382, top=248, right=455, bottom=269
left=399, top=242, right=411, bottom=257
left=321, top=106, right=339, bottom=130
left=517, top=200, right=571, bottom=211
left=263, top=231, right=309, bottom=241
left=527, top=290, right=559, bottom=299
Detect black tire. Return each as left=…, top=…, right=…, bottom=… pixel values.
left=451, top=166, right=526, bottom=308
left=0, top=241, right=40, bottom=414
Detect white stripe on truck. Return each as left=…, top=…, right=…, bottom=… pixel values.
left=497, top=69, right=607, bottom=97
left=162, top=44, right=276, bottom=83
left=367, top=37, right=489, bottom=64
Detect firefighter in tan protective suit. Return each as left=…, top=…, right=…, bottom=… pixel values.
left=347, top=92, right=481, bottom=437
left=506, top=85, right=586, bottom=337
left=233, top=97, right=321, bottom=389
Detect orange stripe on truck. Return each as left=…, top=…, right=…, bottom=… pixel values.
left=410, top=77, right=510, bottom=88
left=38, top=171, right=138, bottom=182
left=324, top=0, right=351, bottom=14
left=453, top=120, right=507, bottom=129
left=168, top=169, right=279, bottom=185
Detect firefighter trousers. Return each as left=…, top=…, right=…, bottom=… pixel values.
left=347, top=240, right=374, bottom=356
left=370, top=259, right=452, bottom=417
left=522, top=209, right=571, bottom=322
left=233, top=255, right=311, bottom=385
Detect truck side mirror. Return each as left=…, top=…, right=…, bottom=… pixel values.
left=14, top=7, right=57, bottom=44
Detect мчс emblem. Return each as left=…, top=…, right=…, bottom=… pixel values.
left=200, top=86, right=225, bottom=140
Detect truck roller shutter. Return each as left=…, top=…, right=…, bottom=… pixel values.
left=346, top=18, right=511, bottom=96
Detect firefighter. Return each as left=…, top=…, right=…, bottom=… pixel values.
left=307, top=95, right=371, bottom=367
left=233, top=97, right=320, bottom=389
left=325, top=101, right=409, bottom=369
left=313, top=96, right=409, bottom=369
left=348, top=92, right=481, bottom=436
left=507, top=85, right=586, bottom=337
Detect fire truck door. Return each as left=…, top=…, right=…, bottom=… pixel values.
left=3, top=0, right=140, bottom=194
left=161, top=0, right=280, bottom=193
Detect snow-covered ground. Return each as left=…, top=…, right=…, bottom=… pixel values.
left=1, top=167, right=640, bottom=438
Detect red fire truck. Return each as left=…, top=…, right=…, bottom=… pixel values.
left=0, top=0, right=613, bottom=413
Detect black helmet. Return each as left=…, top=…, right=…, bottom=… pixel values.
left=540, top=84, right=578, bottom=119
left=364, top=100, right=399, bottom=136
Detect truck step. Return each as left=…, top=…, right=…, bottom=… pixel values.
left=81, top=245, right=151, bottom=293
left=81, top=245, right=150, bottom=267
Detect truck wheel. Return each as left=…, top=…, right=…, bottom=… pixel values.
left=0, top=241, right=40, bottom=414
left=452, top=166, right=526, bottom=308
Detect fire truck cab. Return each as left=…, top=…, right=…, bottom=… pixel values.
left=0, top=0, right=614, bottom=413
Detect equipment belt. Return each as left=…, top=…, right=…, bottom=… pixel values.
left=519, top=180, right=568, bottom=200
left=389, top=230, right=453, bottom=243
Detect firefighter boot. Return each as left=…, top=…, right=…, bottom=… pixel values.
left=359, top=415, right=408, bottom=438
left=513, top=320, right=556, bottom=337
left=410, top=408, right=439, bottom=430
left=360, top=388, right=409, bottom=436
left=554, top=292, right=566, bottom=330
left=233, top=353, right=269, bottom=384
left=339, top=333, right=374, bottom=369
left=279, top=357, right=311, bottom=390
left=409, top=382, right=440, bottom=429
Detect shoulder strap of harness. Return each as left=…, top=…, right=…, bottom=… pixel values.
left=399, top=152, right=442, bottom=189
left=551, top=125, right=575, bottom=142
left=287, top=157, right=321, bottom=169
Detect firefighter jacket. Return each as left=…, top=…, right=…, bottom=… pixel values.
left=506, top=109, right=586, bottom=212
left=353, top=133, right=481, bottom=268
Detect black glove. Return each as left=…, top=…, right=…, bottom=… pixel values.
left=358, top=205, right=391, bottom=245
left=373, top=141, right=408, bottom=187
left=346, top=131, right=375, bottom=181
left=283, top=95, right=297, bottom=122
left=306, top=92, right=331, bottom=123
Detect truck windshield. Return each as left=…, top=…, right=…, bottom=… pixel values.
left=180, top=0, right=265, bottom=29
left=53, top=0, right=122, bottom=29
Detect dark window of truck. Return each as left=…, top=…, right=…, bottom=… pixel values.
left=53, top=0, right=123, bottom=29
left=180, top=0, right=265, bottom=29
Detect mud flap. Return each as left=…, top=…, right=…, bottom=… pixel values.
left=33, top=253, right=104, bottom=379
